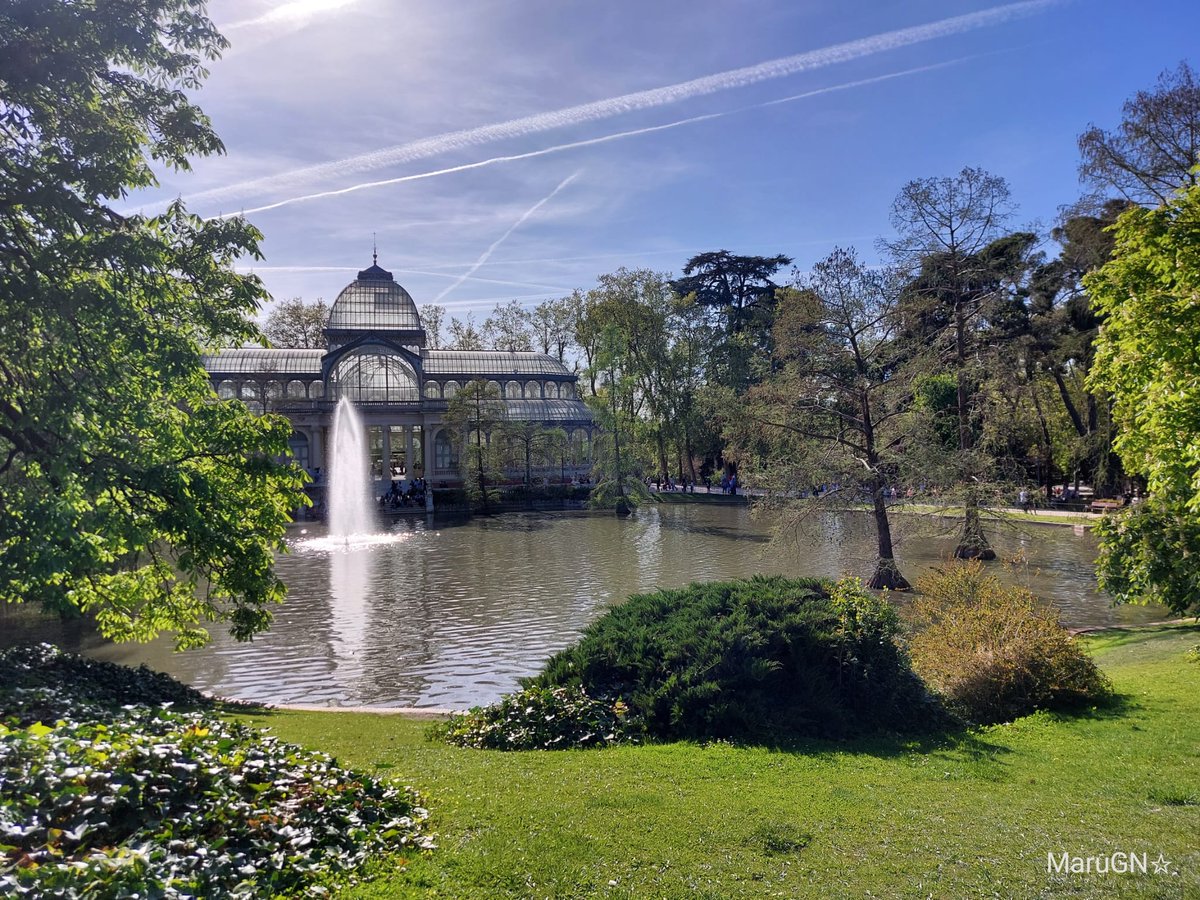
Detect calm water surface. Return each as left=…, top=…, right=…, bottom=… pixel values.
left=1, top=503, right=1166, bottom=708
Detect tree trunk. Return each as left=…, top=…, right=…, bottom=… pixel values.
left=655, top=429, right=668, bottom=481
left=955, top=485, right=996, bottom=560
left=1051, top=368, right=1087, bottom=437
left=954, top=299, right=993, bottom=560
left=867, top=484, right=910, bottom=590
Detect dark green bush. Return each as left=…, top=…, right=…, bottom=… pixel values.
left=436, top=685, right=639, bottom=750
left=0, top=643, right=210, bottom=726
left=528, top=576, right=942, bottom=742
left=908, top=562, right=1112, bottom=725
left=0, top=646, right=433, bottom=897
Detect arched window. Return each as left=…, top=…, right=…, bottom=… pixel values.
left=487, top=380, right=502, bottom=395
left=505, top=380, right=521, bottom=399
left=328, top=350, right=419, bottom=403
left=443, top=380, right=459, bottom=399
left=309, top=380, right=324, bottom=400
left=434, top=429, right=458, bottom=471
left=217, top=380, right=237, bottom=400
left=561, top=382, right=576, bottom=400
left=424, top=381, right=441, bottom=399
left=240, top=382, right=261, bottom=403
left=544, top=381, right=559, bottom=399
left=287, top=380, right=307, bottom=399
left=266, top=381, right=283, bottom=402
left=524, top=381, right=541, bottom=399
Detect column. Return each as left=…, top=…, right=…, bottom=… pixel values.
left=405, top=426, right=414, bottom=481
left=309, top=426, right=323, bottom=472
left=381, top=423, right=392, bottom=481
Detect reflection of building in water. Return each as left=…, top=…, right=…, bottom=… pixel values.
left=202, top=258, right=594, bottom=488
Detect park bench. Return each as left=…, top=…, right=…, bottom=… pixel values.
left=1089, top=498, right=1124, bottom=514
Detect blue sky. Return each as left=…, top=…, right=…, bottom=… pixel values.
left=128, top=0, right=1200, bottom=320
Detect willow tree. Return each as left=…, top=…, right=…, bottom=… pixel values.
left=736, top=249, right=913, bottom=589
left=0, top=0, right=306, bottom=647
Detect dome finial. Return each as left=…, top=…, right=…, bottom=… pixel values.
left=372, top=232, right=377, bottom=266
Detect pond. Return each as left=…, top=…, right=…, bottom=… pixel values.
left=0, top=502, right=1167, bottom=709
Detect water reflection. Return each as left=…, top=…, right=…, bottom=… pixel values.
left=0, top=504, right=1168, bottom=709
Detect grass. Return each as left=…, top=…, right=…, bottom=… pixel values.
left=239, top=624, right=1200, bottom=898
left=897, top=503, right=1096, bottom=528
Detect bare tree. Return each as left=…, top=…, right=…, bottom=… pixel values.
left=1078, top=62, right=1200, bottom=206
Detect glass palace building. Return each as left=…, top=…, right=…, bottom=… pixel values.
left=201, top=260, right=595, bottom=488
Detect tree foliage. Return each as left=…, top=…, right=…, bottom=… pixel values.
left=1085, top=182, right=1200, bottom=615
left=887, top=167, right=1015, bottom=559
left=0, top=0, right=305, bottom=647
left=483, top=299, right=533, bottom=352
left=1078, top=61, right=1200, bottom=206
left=443, top=379, right=507, bottom=507
left=418, top=303, right=446, bottom=349
left=734, top=249, right=913, bottom=589
left=262, top=297, right=328, bottom=349
left=446, top=313, right=484, bottom=350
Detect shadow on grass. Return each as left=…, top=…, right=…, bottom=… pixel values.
left=1079, top=622, right=1200, bottom=651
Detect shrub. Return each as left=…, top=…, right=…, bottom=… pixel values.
left=436, top=685, right=638, bottom=750
left=527, top=576, right=942, bottom=742
left=0, top=643, right=210, bottom=726
left=907, top=562, right=1111, bottom=725
left=0, top=646, right=434, bottom=898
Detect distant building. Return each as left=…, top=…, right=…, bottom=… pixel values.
left=202, top=259, right=594, bottom=488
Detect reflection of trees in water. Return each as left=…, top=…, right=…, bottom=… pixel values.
left=6, top=507, right=1167, bottom=709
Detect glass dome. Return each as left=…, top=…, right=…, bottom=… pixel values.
left=325, top=261, right=423, bottom=332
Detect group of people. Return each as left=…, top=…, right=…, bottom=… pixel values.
left=650, top=474, right=702, bottom=493
left=380, top=477, right=427, bottom=509
left=646, top=472, right=740, bottom=495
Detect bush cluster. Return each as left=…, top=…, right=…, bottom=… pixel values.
left=907, top=563, right=1111, bottom=725
left=528, top=576, right=942, bottom=742
left=0, top=645, right=433, bottom=898
left=0, top=643, right=210, bottom=726
left=437, top=685, right=638, bottom=750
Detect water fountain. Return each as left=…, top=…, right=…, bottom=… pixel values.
left=328, top=397, right=374, bottom=538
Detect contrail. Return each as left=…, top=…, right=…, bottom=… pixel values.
left=208, top=58, right=967, bottom=220
left=183, top=0, right=1056, bottom=212
left=430, top=172, right=582, bottom=304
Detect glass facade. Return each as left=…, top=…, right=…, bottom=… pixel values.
left=201, top=257, right=594, bottom=489
left=328, top=350, right=420, bottom=403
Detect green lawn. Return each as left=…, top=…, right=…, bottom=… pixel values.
left=241, top=625, right=1200, bottom=899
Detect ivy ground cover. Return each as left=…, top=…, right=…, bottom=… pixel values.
left=0, top=646, right=433, bottom=898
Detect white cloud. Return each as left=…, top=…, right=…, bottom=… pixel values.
left=180, top=0, right=1057, bottom=212
left=224, top=0, right=361, bottom=30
